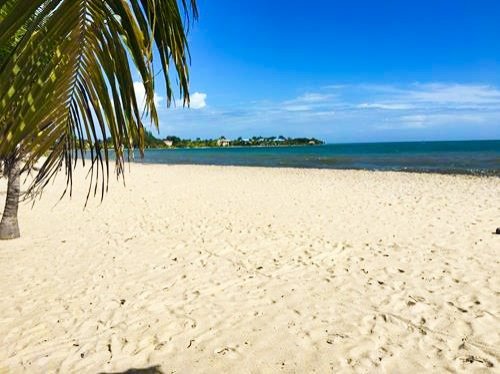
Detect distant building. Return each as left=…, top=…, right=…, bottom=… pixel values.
left=163, top=140, right=174, bottom=147
left=217, top=138, right=230, bottom=147
left=308, top=140, right=316, bottom=145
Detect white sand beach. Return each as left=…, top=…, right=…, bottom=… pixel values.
left=0, top=164, right=499, bottom=373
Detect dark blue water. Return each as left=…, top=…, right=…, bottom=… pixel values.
left=132, top=140, right=500, bottom=175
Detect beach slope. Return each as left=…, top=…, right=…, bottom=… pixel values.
left=0, top=164, right=499, bottom=372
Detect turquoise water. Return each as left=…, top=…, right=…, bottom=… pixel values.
left=133, top=140, right=500, bottom=175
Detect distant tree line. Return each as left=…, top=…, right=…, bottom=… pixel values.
left=161, top=135, right=325, bottom=148
left=80, top=133, right=325, bottom=150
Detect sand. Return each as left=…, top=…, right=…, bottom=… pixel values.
left=0, top=164, right=499, bottom=373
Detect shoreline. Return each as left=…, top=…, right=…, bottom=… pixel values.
left=86, top=139, right=500, bottom=177
left=131, top=160, right=500, bottom=178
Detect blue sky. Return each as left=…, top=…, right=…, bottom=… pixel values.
left=140, top=0, right=500, bottom=143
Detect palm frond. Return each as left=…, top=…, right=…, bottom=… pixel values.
left=0, top=0, right=197, bottom=199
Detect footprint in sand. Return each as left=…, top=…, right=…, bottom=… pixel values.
left=213, top=346, right=242, bottom=359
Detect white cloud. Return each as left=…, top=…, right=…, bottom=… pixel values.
left=310, top=110, right=336, bottom=117
left=281, top=92, right=338, bottom=112
left=133, top=81, right=163, bottom=109
left=296, top=93, right=335, bottom=103
left=283, top=104, right=312, bottom=112
left=406, top=83, right=500, bottom=105
left=258, top=83, right=500, bottom=128
left=358, top=103, right=413, bottom=110
left=351, top=83, right=500, bottom=109
left=375, top=113, right=487, bottom=131
left=284, top=92, right=336, bottom=105
left=402, top=113, right=485, bottom=125
left=374, top=122, right=426, bottom=130
left=190, top=92, right=207, bottom=109
left=155, top=82, right=500, bottom=140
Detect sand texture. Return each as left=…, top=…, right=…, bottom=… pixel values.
left=0, top=164, right=499, bottom=373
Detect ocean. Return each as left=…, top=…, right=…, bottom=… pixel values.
left=132, top=140, right=500, bottom=175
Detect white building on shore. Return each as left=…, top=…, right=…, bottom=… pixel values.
left=217, top=138, right=231, bottom=147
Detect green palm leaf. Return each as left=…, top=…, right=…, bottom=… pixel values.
left=0, top=0, right=197, bottom=199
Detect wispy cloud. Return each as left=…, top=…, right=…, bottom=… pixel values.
left=405, top=83, right=500, bottom=106
left=358, top=103, right=413, bottom=110
left=375, top=112, right=488, bottom=131
left=355, top=83, right=500, bottom=109
left=157, top=82, right=500, bottom=141
left=291, top=93, right=336, bottom=103
left=281, top=92, right=338, bottom=112
left=283, top=105, right=313, bottom=112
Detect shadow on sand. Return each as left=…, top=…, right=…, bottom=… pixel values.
left=99, top=366, right=163, bottom=374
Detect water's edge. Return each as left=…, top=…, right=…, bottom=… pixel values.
left=108, top=140, right=500, bottom=177
left=132, top=159, right=500, bottom=177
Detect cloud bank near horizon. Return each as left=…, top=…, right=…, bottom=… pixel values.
left=152, top=82, right=500, bottom=142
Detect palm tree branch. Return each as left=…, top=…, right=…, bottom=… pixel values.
left=0, top=0, right=197, bottom=200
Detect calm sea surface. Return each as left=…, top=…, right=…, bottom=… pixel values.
left=131, top=140, right=500, bottom=175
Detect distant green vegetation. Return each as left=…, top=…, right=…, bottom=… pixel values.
left=143, top=131, right=168, bottom=148
left=92, top=132, right=324, bottom=149
left=158, top=134, right=324, bottom=148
